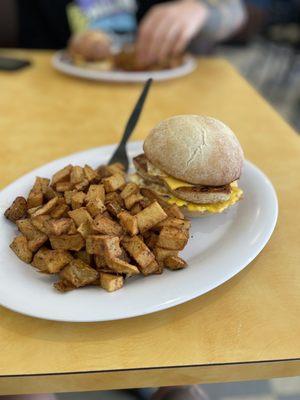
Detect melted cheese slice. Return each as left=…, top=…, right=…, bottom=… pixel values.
left=167, top=184, right=243, bottom=213
left=163, top=175, right=194, bottom=189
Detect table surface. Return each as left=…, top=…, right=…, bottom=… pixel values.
left=0, top=50, right=300, bottom=395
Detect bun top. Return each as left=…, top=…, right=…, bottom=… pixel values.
left=143, top=115, right=244, bottom=186
left=69, top=30, right=111, bottom=61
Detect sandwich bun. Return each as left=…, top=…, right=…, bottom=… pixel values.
left=68, top=30, right=112, bottom=62
left=144, top=115, right=244, bottom=186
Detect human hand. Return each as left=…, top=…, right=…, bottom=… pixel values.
left=136, top=0, right=208, bottom=66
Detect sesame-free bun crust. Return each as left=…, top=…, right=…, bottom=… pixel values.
left=144, top=115, right=244, bottom=186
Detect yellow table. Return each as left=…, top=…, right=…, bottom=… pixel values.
left=0, top=50, right=300, bottom=395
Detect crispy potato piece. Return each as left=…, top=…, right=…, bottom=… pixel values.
left=31, top=215, right=51, bottom=234
left=84, top=164, right=99, bottom=183
left=106, top=201, right=123, bottom=217
left=60, top=259, right=98, bottom=287
left=75, top=179, right=89, bottom=192
left=93, top=214, right=123, bottom=236
left=86, top=198, right=106, bottom=217
left=50, top=203, right=70, bottom=219
left=139, top=198, right=152, bottom=209
left=85, top=184, right=105, bottom=203
left=77, top=250, right=93, bottom=266
left=105, top=191, right=124, bottom=207
left=130, top=203, right=143, bottom=215
left=94, top=254, right=108, bottom=269
left=98, top=163, right=125, bottom=178
left=102, top=236, right=122, bottom=259
left=106, top=257, right=139, bottom=277
left=157, top=226, right=189, bottom=250
left=164, top=255, right=187, bottom=270
left=153, top=247, right=179, bottom=268
left=144, top=232, right=158, bottom=250
left=32, top=248, right=73, bottom=273
left=103, top=173, right=126, bottom=193
left=51, top=165, right=72, bottom=186
left=27, top=189, right=43, bottom=208
left=10, top=235, right=33, bottom=263
left=32, top=177, right=50, bottom=192
left=56, top=181, right=73, bottom=192
left=100, top=272, right=124, bottom=292
left=54, top=280, right=75, bottom=292
left=86, top=234, right=109, bottom=255
left=27, top=206, right=42, bottom=216
left=31, top=197, right=58, bottom=217
left=136, top=201, right=167, bottom=232
left=108, top=163, right=125, bottom=174
left=71, top=191, right=86, bottom=210
left=44, top=218, right=73, bottom=236
left=43, top=186, right=58, bottom=201
left=5, top=197, right=27, bottom=222
left=165, top=204, right=184, bottom=219
left=50, top=234, right=85, bottom=251
left=64, top=190, right=77, bottom=205
left=124, top=193, right=144, bottom=210
left=122, top=236, right=157, bottom=275
left=70, top=166, right=84, bottom=185
left=16, top=219, right=48, bottom=252
left=77, top=220, right=97, bottom=239
left=118, top=211, right=138, bottom=236
left=140, top=188, right=169, bottom=209
left=68, top=207, right=92, bottom=227
left=154, top=217, right=191, bottom=231
left=120, top=183, right=139, bottom=199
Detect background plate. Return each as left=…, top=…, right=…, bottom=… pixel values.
left=0, top=142, right=278, bottom=322
left=52, top=51, right=197, bottom=82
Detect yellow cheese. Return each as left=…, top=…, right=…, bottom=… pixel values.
left=163, top=175, right=194, bottom=189
left=167, top=184, right=243, bottom=213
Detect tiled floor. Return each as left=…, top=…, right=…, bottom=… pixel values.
left=56, top=376, right=300, bottom=400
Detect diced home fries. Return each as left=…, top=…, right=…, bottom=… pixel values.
left=5, top=162, right=191, bottom=292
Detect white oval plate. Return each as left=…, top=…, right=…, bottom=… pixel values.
left=52, top=50, right=197, bottom=83
left=0, top=142, right=278, bottom=322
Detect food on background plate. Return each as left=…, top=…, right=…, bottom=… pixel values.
left=68, top=30, right=112, bottom=63
left=132, top=115, right=244, bottom=217
left=5, top=163, right=191, bottom=293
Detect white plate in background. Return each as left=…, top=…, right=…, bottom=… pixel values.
left=0, top=141, right=278, bottom=322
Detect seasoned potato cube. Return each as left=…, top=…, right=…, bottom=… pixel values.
left=64, top=190, right=77, bottom=205
left=93, top=214, right=123, bottom=236
left=140, top=188, right=169, bottom=209
left=31, top=215, right=51, bottom=234
left=71, top=191, right=86, bottom=210
left=31, top=197, right=58, bottom=217
left=56, top=181, right=73, bottom=192
left=60, top=259, right=98, bottom=287
left=84, top=164, right=99, bottom=183
left=144, top=232, right=158, bottom=250
left=76, top=250, right=93, bottom=266
left=86, top=198, right=106, bottom=217
left=32, top=248, right=73, bottom=273
left=10, top=235, right=33, bottom=263
left=94, top=254, right=108, bottom=269
left=75, top=179, right=89, bottom=192
left=50, top=203, right=70, bottom=219
left=43, top=186, right=58, bottom=201
left=100, top=272, right=124, bottom=292
left=154, top=217, right=191, bottom=231
left=51, top=165, right=72, bottom=186
left=32, top=177, right=50, bottom=193
left=106, top=257, right=139, bottom=277
left=70, top=166, right=84, bottom=185
left=130, top=203, right=143, bottom=215
left=86, top=234, right=109, bottom=255
left=77, top=220, right=96, bottom=239
left=4, top=197, right=27, bottom=222
left=165, top=204, right=184, bottom=219
left=136, top=201, right=167, bottom=232
left=27, top=189, right=43, bottom=208
left=102, top=236, right=122, bottom=259
left=105, top=191, right=124, bottom=207
left=106, top=201, right=123, bottom=217
left=153, top=247, right=179, bottom=268
left=157, top=226, right=189, bottom=250
left=44, top=218, right=73, bottom=236
left=98, top=163, right=125, bottom=178
left=86, top=184, right=105, bottom=203
left=108, top=163, right=125, bottom=174
left=120, top=183, right=139, bottom=199
left=124, top=192, right=144, bottom=210
left=164, top=255, right=187, bottom=270
left=54, top=280, right=75, bottom=292
left=122, top=236, right=157, bottom=275
left=68, top=207, right=92, bottom=227
left=50, top=234, right=84, bottom=251
left=103, top=173, right=125, bottom=193
left=16, top=219, right=48, bottom=252
left=118, top=211, right=138, bottom=236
